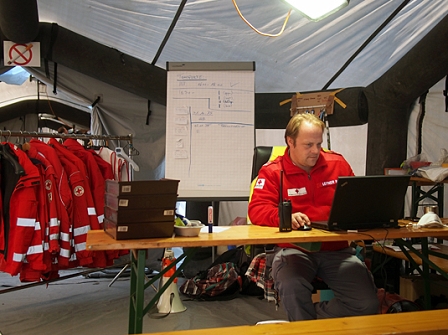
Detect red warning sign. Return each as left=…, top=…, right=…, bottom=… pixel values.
left=3, top=41, right=41, bottom=67
left=8, top=43, right=33, bottom=65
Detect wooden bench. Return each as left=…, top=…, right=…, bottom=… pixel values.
left=372, top=243, right=448, bottom=273
left=372, top=239, right=448, bottom=309
left=141, top=310, right=448, bottom=335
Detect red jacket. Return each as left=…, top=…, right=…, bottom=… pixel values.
left=248, top=147, right=354, bottom=252
left=29, top=140, right=74, bottom=268
left=0, top=143, right=41, bottom=276
left=63, top=139, right=106, bottom=225
left=49, top=139, right=108, bottom=268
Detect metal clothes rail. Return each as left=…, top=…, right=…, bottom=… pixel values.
left=0, top=130, right=133, bottom=143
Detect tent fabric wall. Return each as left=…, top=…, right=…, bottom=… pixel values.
left=26, top=63, right=166, bottom=181
left=0, top=22, right=167, bottom=106
left=365, top=13, right=448, bottom=175
left=404, top=78, right=448, bottom=218
left=0, top=78, right=91, bottom=129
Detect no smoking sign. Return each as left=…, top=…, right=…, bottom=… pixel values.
left=3, top=41, right=41, bottom=67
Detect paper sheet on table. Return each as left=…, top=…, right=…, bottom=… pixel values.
left=200, top=226, right=230, bottom=233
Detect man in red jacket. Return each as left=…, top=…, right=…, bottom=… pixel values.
left=248, top=113, right=378, bottom=321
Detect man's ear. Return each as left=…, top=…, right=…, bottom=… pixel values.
left=286, top=136, right=294, bottom=147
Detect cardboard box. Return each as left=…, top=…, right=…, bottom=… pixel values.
left=104, top=206, right=175, bottom=223
left=104, top=218, right=174, bottom=240
left=105, top=179, right=179, bottom=196
left=290, top=91, right=336, bottom=117
left=400, top=274, right=448, bottom=301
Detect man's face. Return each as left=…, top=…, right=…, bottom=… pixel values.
left=287, top=121, right=323, bottom=172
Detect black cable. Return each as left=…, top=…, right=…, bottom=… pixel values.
left=444, top=75, right=448, bottom=112
left=152, top=0, right=188, bottom=65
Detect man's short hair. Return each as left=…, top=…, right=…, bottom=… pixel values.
left=284, top=113, right=325, bottom=145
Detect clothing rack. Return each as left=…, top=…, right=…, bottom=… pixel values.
left=0, top=130, right=133, bottom=144
left=1, top=130, right=138, bottom=174
left=0, top=129, right=137, bottom=291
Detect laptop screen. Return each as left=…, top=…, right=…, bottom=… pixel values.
left=312, top=175, right=410, bottom=231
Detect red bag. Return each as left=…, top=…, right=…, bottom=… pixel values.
left=377, top=288, right=422, bottom=313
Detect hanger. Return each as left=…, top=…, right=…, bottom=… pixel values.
left=88, top=138, right=109, bottom=151
left=115, top=146, right=139, bottom=171
left=0, top=144, right=25, bottom=176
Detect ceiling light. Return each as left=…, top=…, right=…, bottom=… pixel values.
left=283, top=0, right=349, bottom=21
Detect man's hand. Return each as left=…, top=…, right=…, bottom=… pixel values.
left=291, top=212, right=311, bottom=229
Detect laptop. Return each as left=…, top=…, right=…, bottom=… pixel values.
left=311, top=175, right=410, bottom=231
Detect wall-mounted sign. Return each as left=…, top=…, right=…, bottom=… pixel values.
left=3, top=41, right=41, bottom=67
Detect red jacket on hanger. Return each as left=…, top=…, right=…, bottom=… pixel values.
left=29, top=140, right=74, bottom=268
left=49, top=139, right=108, bottom=268
left=0, top=143, right=41, bottom=276
left=63, top=139, right=106, bottom=226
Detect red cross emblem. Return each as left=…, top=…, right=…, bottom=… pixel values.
left=74, top=186, right=84, bottom=197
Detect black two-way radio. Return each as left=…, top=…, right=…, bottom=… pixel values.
left=278, top=170, right=292, bottom=232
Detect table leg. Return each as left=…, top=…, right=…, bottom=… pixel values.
left=128, top=247, right=198, bottom=334
left=129, top=249, right=147, bottom=334
left=394, top=238, right=448, bottom=310
left=420, top=239, right=431, bottom=310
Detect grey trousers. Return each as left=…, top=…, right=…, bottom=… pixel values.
left=271, top=247, right=379, bottom=321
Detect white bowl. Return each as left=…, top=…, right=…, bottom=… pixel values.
left=174, top=221, right=204, bottom=237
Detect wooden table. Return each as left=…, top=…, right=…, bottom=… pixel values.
left=86, top=224, right=448, bottom=334
left=144, top=309, right=448, bottom=335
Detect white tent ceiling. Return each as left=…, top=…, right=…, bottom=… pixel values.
left=35, top=0, right=448, bottom=92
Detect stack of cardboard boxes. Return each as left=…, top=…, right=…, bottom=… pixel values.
left=103, top=179, right=179, bottom=239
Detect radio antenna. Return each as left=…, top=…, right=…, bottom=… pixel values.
left=280, top=170, right=284, bottom=203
